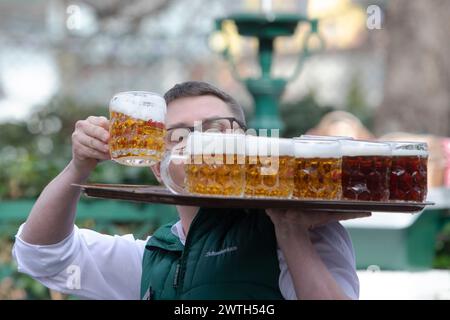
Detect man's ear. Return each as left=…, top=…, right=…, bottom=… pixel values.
left=150, top=162, right=162, bottom=184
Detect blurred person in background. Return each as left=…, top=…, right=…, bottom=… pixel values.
left=307, top=111, right=374, bottom=140
left=309, top=111, right=448, bottom=190
left=11, top=81, right=366, bottom=300
left=443, top=138, right=450, bottom=187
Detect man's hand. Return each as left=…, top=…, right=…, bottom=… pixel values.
left=266, top=208, right=369, bottom=300
left=266, top=209, right=371, bottom=241
left=267, top=209, right=371, bottom=230
left=71, top=116, right=111, bottom=176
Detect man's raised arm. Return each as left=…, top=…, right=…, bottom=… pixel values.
left=20, top=116, right=110, bottom=245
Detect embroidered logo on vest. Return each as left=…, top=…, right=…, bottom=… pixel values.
left=205, top=246, right=238, bottom=257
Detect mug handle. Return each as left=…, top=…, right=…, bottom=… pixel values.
left=160, top=152, right=189, bottom=195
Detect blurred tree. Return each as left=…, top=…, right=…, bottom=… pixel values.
left=280, top=92, right=334, bottom=138
left=375, top=0, right=450, bottom=136
left=346, top=73, right=373, bottom=130
left=434, top=222, right=450, bottom=269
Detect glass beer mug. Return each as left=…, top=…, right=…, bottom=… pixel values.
left=388, top=141, right=428, bottom=202
left=340, top=140, right=392, bottom=201
left=293, top=139, right=342, bottom=200
left=109, top=91, right=166, bottom=166
left=161, top=132, right=246, bottom=196
left=244, top=136, right=295, bottom=198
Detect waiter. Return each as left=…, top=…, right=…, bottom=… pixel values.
left=12, top=81, right=366, bottom=299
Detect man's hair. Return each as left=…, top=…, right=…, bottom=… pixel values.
left=164, top=81, right=246, bottom=126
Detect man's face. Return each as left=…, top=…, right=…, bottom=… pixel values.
left=151, top=95, right=236, bottom=181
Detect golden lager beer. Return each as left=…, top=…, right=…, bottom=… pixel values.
left=109, top=91, right=166, bottom=166
left=244, top=136, right=294, bottom=198
left=162, top=132, right=246, bottom=196
left=185, top=154, right=245, bottom=196
left=293, top=139, right=342, bottom=200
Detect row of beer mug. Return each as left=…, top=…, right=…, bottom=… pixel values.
left=158, top=132, right=428, bottom=202
left=106, top=91, right=427, bottom=202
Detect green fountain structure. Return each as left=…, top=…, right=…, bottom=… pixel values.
left=215, top=13, right=323, bottom=132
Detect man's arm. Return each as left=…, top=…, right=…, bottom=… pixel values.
left=21, top=116, right=110, bottom=245
left=267, top=209, right=368, bottom=300
left=13, top=225, right=148, bottom=299
left=13, top=115, right=150, bottom=300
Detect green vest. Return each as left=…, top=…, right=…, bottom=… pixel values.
left=140, top=207, right=284, bottom=300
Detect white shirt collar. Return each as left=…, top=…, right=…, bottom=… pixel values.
left=170, top=221, right=186, bottom=246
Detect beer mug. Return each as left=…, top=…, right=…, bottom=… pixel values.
left=340, top=140, right=392, bottom=201
left=293, top=139, right=342, bottom=200
left=161, top=132, right=246, bottom=196
left=109, top=91, right=166, bottom=166
left=244, top=136, right=295, bottom=198
left=388, top=141, right=428, bottom=202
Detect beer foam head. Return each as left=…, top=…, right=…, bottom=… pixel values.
left=245, top=136, right=293, bottom=157
left=294, top=139, right=341, bottom=158
left=186, top=132, right=245, bottom=155
left=109, top=91, right=166, bottom=123
left=387, top=141, right=428, bottom=157
left=340, top=140, right=391, bottom=156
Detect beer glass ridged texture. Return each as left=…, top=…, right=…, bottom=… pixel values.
left=185, top=133, right=245, bottom=196
left=341, top=141, right=391, bottom=201
left=293, top=139, right=342, bottom=200
left=109, top=92, right=166, bottom=166
left=389, top=142, right=428, bottom=202
left=244, top=136, right=294, bottom=198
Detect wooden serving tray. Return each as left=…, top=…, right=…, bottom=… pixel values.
left=75, top=184, right=434, bottom=214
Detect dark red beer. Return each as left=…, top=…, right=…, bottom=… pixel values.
left=341, top=141, right=391, bottom=201
left=342, top=156, right=392, bottom=201
left=388, top=142, right=428, bottom=202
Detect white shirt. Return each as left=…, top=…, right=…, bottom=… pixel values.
left=12, top=220, right=359, bottom=300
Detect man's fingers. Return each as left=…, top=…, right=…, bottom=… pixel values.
left=266, top=208, right=286, bottom=216
left=87, top=116, right=110, bottom=130
left=266, top=208, right=372, bottom=230
left=334, top=212, right=372, bottom=220
left=77, top=120, right=110, bottom=143
left=312, top=212, right=371, bottom=228
left=75, top=132, right=109, bottom=153
left=74, top=142, right=110, bottom=161
left=265, top=208, right=287, bottom=224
